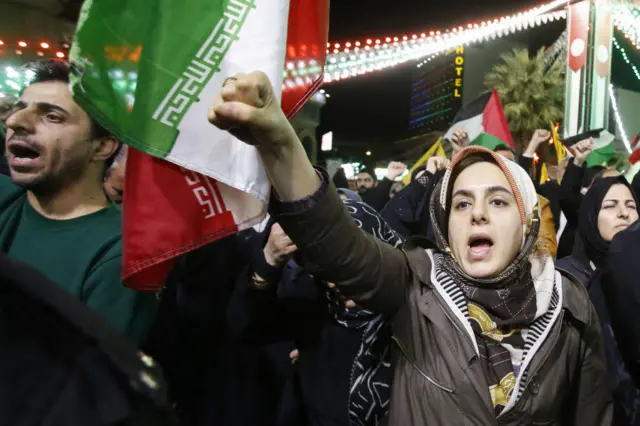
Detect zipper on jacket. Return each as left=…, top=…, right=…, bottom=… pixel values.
left=391, top=336, right=454, bottom=393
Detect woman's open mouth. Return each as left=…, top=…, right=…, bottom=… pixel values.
left=468, top=234, right=494, bottom=261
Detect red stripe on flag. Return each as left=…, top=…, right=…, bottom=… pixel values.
left=122, top=149, right=238, bottom=291
left=481, top=90, right=515, bottom=149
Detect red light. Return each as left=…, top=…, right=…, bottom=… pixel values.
left=56, top=51, right=65, bottom=58
left=385, top=37, right=391, bottom=42
left=0, top=40, right=4, bottom=46
left=345, top=42, right=351, bottom=47
left=366, top=39, right=372, bottom=44
left=354, top=41, right=360, bottom=47
left=40, top=42, right=50, bottom=49
left=18, top=41, right=27, bottom=47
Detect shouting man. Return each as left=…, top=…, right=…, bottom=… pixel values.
left=0, top=60, right=157, bottom=343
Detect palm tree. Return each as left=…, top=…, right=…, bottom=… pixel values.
left=484, top=47, right=565, bottom=154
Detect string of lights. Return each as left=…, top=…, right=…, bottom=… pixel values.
left=612, top=4, right=639, bottom=49
left=0, top=38, right=68, bottom=59
left=613, top=36, right=640, bottom=82
left=1, top=3, right=637, bottom=96
left=322, top=9, right=568, bottom=84
left=609, top=83, right=631, bottom=153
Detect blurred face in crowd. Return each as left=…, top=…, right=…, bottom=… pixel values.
left=598, top=183, right=638, bottom=242
left=495, top=148, right=515, bottom=162
left=4, top=81, right=116, bottom=195
left=448, top=160, right=523, bottom=278
left=104, top=162, right=125, bottom=204
left=357, top=172, right=375, bottom=193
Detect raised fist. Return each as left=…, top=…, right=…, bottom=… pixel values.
left=386, top=161, right=408, bottom=180
left=426, top=156, right=450, bottom=174
left=572, top=138, right=594, bottom=167
left=451, top=127, right=470, bottom=156
left=208, top=71, right=291, bottom=151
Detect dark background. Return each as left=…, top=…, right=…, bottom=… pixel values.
left=319, top=0, right=565, bottom=164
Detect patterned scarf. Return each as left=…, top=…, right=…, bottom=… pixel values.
left=335, top=200, right=403, bottom=426
left=436, top=253, right=538, bottom=413
left=429, top=147, right=557, bottom=416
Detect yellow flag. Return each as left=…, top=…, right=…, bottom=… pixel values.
left=551, top=122, right=566, bottom=162
left=401, top=138, right=443, bottom=185
left=539, top=163, right=549, bottom=184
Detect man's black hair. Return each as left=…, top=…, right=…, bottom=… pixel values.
left=23, top=60, right=121, bottom=170
left=359, top=167, right=377, bottom=182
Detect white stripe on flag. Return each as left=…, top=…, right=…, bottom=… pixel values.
left=165, top=0, right=291, bottom=203
left=443, top=114, right=485, bottom=142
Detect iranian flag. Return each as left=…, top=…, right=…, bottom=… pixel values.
left=443, top=89, right=515, bottom=149
left=69, top=0, right=329, bottom=289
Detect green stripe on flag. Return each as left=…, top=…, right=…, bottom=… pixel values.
left=70, top=0, right=256, bottom=157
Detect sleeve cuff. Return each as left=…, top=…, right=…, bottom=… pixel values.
left=269, top=169, right=329, bottom=216
left=251, top=254, right=284, bottom=284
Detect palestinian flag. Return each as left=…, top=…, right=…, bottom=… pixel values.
left=586, top=130, right=617, bottom=168
left=70, top=0, right=329, bottom=289
left=469, top=133, right=512, bottom=151
left=444, top=89, right=514, bottom=149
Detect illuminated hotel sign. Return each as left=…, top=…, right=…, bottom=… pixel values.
left=408, top=45, right=465, bottom=135
left=454, top=46, right=464, bottom=98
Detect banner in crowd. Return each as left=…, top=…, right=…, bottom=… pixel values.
left=401, top=139, right=445, bottom=185
left=69, top=0, right=329, bottom=289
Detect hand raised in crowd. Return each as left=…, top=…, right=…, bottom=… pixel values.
left=264, top=223, right=297, bottom=267
left=572, top=138, right=594, bottom=167
left=450, top=127, right=469, bottom=156
left=386, top=161, right=408, bottom=180
left=209, top=71, right=320, bottom=201
left=426, top=156, right=450, bottom=174
left=525, top=129, right=551, bottom=155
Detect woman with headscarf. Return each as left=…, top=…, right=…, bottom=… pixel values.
left=228, top=200, right=402, bottom=426
left=209, top=73, right=611, bottom=425
left=557, top=176, right=640, bottom=425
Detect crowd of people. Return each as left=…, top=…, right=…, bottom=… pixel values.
left=1, top=60, right=640, bottom=426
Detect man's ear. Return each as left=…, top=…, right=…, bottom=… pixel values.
left=92, top=136, right=120, bottom=162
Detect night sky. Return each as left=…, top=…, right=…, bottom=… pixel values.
left=319, top=0, right=564, bottom=165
